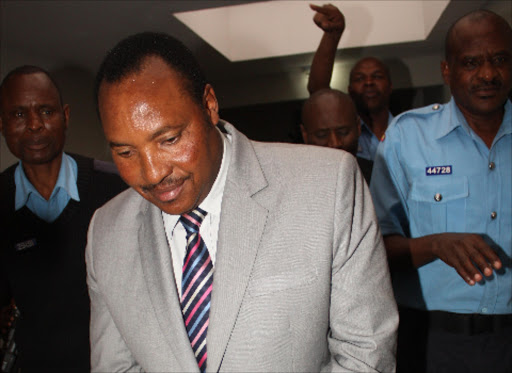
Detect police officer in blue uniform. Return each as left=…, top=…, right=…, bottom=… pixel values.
left=370, top=9, right=512, bottom=373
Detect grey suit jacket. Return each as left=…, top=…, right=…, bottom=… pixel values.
left=86, top=122, right=398, bottom=372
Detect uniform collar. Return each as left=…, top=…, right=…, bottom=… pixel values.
left=14, top=152, right=80, bottom=210
left=498, top=99, right=512, bottom=136
left=360, top=111, right=394, bottom=135
left=436, top=97, right=512, bottom=140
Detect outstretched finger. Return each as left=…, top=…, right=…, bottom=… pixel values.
left=468, top=250, right=495, bottom=278
left=480, top=247, right=502, bottom=271
left=469, top=235, right=502, bottom=272
left=310, top=4, right=331, bottom=15
left=452, top=249, right=480, bottom=285
left=454, top=266, right=476, bottom=286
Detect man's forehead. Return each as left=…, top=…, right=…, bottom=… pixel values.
left=4, top=72, right=52, bottom=91
left=452, top=16, right=511, bottom=48
left=311, top=121, right=355, bottom=130
left=306, top=105, right=358, bottom=130
left=99, top=59, right=186, bottom=101
left=353, top=58, right=386, bottom=71
left=1, top=72, right=60, bottom=104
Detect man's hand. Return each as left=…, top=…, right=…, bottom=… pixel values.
left=310, top=4, right=345, bottom=34
left=429, top=233, right=502, bottom=285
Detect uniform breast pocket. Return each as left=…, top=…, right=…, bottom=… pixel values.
left=408, top=176, right=468, bottom=235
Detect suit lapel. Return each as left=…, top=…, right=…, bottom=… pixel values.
left=138, top=202, right=199, bottom=372
left=207, top=123, right=269, bottom=372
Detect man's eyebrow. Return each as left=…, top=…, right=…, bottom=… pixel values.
left=461, top=50, right=510, bottom=59
left=148, top=125, right=177, bottom=142
left=109, top=125, right=180, bottom=148
left=7, top=105, right=26, bottom=110
left=109, top=141, right=130, bottom=148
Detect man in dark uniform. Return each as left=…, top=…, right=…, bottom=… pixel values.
left=0, top=65, right=126, bottom=371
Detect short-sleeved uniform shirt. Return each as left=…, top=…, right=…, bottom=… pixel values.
left=370, top=98, right=511, bottom=315
left=357, top=112, right=394, bottom=161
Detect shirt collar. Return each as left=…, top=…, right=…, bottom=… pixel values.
left=360, top=119, right=372, bottom=134
left=498, top=99, right=512, bottom=136
left=437, top=97, right=512, bottom=140
left=199, top=128, right=231, bottom=217
left=162, top=127, right=231, bottom=224
left=14, top=152, right=80, bottom=210
left=360, top=111, right=394, bottom=135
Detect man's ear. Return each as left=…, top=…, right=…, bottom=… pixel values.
left=441, top=60, right=451, bottom=86
left=347, top=84, right=353, bottom=96
left=300, top=124, right=309, bottom=144
left=63, top=104, right=70, bottom=130
left=203, top=84, right=219, bottom=126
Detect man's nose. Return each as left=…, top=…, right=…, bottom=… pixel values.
left=364, top=76, right=375, bottom=86
left=140, top=151, right=170, bottom=185
left=478, top=60, right=499, bottom=82
left=27, top=111, right=44, bottom=132
left=327, top=130, right=343, bottom=149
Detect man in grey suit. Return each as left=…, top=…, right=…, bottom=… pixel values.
left=87, top=32, right=398, bottom=372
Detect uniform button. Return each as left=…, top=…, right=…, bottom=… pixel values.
left=432, top=104, right=440, bottom=110
left=434, top=193, right=442, bottom=202
left=491, top=211, right=497, bottom=219
left=482, top=307, right=488, bottom=313
left=489, top=162, right=495, bottom=170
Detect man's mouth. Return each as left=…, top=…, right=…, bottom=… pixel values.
left=473, top=87, right=499, bottom=98
left=145, top=178, right=187, bottom=203
left=472, top=82, right=502, bottom=98
left=363, top=90, right=379, bottom=99
left=24, top=138, right=50, bottom=151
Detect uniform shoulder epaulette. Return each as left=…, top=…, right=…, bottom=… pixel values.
left=393, top=103, right=444, bottom=124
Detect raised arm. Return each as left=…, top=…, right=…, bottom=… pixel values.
left=308, top=4, right=345, bottom=94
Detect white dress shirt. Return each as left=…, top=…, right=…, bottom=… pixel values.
left=162, top=129, right=231, bottom=299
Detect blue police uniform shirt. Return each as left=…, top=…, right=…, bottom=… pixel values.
left=14, top=152, right=80, bottom=222
left=370, top=98, right=511, bottom=315
left=356, top=112, right=394, bottom=161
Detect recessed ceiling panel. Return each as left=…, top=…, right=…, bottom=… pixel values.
left=174, top=0, right=450, bottom=61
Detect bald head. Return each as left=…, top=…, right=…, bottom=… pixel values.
left=445, top=10, right=512, bottom=62
left=301, top=89, right=360, bottom=155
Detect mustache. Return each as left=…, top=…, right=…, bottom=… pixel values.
left=24, top=136, right=51, bottom=146
left=140, top=175, right=186, bottom=193
left=471, top=79, right=502, bottom=92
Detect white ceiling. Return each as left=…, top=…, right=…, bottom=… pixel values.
left=175, top=0, right=450, bottom=61
left=0, top=0, right=510, bottom=102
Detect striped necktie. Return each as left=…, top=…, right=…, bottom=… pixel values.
left=180, top=208, right=213, bottom=372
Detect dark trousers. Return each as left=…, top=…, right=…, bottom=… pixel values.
left=396, top=307, right=512, bottom=373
